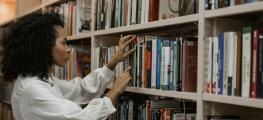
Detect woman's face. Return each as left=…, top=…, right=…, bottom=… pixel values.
left=52, top=26, right=71, bottom=67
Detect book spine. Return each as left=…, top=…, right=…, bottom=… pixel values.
left=218, top=32, right=224, bottom=95
left=151, top=37, right=157, bottom=88
left=156, top=38, right=162, bottom=89
left=251, top=30, right=259, bottom=98
left=242, top=26, right=252, bottom=97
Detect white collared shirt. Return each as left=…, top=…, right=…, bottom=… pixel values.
left=11, top=65, right=116, bottom=120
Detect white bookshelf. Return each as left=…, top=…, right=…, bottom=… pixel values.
left=0, top=0, right=61, bottom=26
left=16, top=4, right=43, bottom=19
left=203, top=93, right=263, bottom=109
left=0, top=20, right=14, bottom=27
left=205, top=2, right=263, bottom=18
left=1, top=0, right=263, bottom=120
left=67, top=32, right=93, bottom=41
left=93, top=14, right=199, bottom=36
left=106, top=85, right=197, bottom=100
left=125, top=87, right=198, bottom=100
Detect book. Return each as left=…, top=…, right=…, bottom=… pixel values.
left=251, top=30, right=260, bottom=98
left=218, top=32, right=224, bottom=95
left=212, top=37, right=219, bottom=94
left=161, top=40, right=170, bottom=90
left=234, top=32, right=242, bottom=97
left=241, top=26, right=252, bottom=97
left=182, top=38, right=198, bottom=92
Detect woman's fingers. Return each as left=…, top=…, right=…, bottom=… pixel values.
left=124, top=35, right=136, bottom=46
left=120, top=35, right=132, bottom=43
left=125, top=66, right=132, bottom=72
left=123, top=48, right=136, bottom=58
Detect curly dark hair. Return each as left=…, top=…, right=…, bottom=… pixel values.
left=1, top=13, right=64, bottom=81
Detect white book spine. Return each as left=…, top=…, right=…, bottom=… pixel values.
left=211, top=0, right=215, bottom=9
left=151, top=37, right=157, bottom=88
left=227, top=32, right=235, bottom=96
left=145, top=0, right=149, bottom=23
left=105, top=0, right=111, bottom=29
left=242, top=31, right=252, bottom=97
left=212, top=37, right=219, bottom=94
left=223, top=32, right=229, bottom=96
left=232, top=32, right=238, bottom=96
left=131, top=0, right=137, bottom=24
left=141, top=0, right=146, bottom=24
left=127, top=0, right=131, bottom=26
left=161, top=41, right=170, bottom=89
left=205, top=37, right=213, bottom=93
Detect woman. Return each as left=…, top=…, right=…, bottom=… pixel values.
left=1, top=13, right=135, bottom=120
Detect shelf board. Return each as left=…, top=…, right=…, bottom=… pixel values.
left=203, top=93, right=263, bottom=109
left=205, top=2, right=263, bottom=18
left=42, top=0, right=61, bottom=7
left=16, top=0, right=61, bottom=19
left=94, top=14, right=199, bottom=36
left=16, top=5, right=43, bottom=19
left=107, top=85, right=197, bottom=100
left=0, top=18, right=14, bottom=27
left=67, top=32, right=92, bottom=41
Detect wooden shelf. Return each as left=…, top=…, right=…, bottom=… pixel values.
left=42, top=0, right=61, bottom=7
left=94, top=14, right=199, bottom=36
left=205, top=2, right=263, bottom=18
left=16, top=5, right=43, bottom=19
left=107, top=85, right=197, bottom=100
left=203, top=93, right=263, bottom=109
left=17, top=0, right=61, bottom=19
left=67, top=32, right=93, bottom=41
left=0, top=19, right=14, bottom=27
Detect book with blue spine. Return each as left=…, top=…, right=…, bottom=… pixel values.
left=156, top=38, right=162, bottom=89
left=218, top=32, right=224, bottom=95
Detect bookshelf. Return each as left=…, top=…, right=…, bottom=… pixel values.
left=1, top=0, right=263, bottom=120
left=93, top=14, right=199, bottom=36
left=205, top=1, right=263, bottom=18
left=124, top=87, right=198, bottom=100
left=107, top=85, right=198, bottom=100
left=67, top=32, right=93, bottom=41
left=203, top=93, right=263, bottom=109
left=0, top=0, right=61, bottom=26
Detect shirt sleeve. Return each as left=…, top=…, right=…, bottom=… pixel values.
left=54, top=65, right=115, bottom=104
left=22, top=83, right=116, bottom=120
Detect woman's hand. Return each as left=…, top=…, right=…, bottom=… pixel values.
left=112, top=66, right=132, bottom=94
left=106, top=35, right=136, bottom=70
left=106, top=67, right=132, bottom=104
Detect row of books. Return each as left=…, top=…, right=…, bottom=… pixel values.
left=95, top=35, right=198, bottom=92
left=0, top=103, right=14, bottom=120
left=205, top=0, right=263, bottom=10
left=47, top=0, right=92, bottom=36
left=53, top=46, right=91, bottom=80
left=95, top=0, right=198, bottom=30
left=108, top=94, right=196, bottom=120
left=204, top=26, right=263, bottom=98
